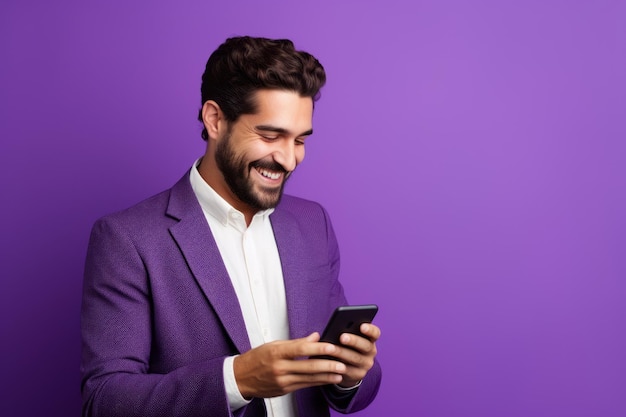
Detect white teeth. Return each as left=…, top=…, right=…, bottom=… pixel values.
left=258, top=168, right=281, bottom=180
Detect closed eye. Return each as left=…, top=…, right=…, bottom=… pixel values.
left=255, top=125, right=313, bottom=144
left=295, top=136, right=309, bottom=145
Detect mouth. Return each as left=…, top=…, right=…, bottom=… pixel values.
left=251, top=161, right=288, bottom=184
left=255, top=166, right=283, bottom=180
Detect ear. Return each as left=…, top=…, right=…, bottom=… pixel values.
left=201, top=100, right=224, bottom=140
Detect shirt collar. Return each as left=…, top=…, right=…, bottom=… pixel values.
left=189, top=158, right=274, bottom=227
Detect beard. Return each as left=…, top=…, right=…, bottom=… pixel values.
left=215, top=133, right=290, bottom=211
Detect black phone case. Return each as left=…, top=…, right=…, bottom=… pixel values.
left=319, top=304, right=379, bottom=345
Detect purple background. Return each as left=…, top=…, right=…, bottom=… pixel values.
left=2, top=1, right=625, bottom=416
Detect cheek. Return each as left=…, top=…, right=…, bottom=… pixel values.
left=244, top=144, right=269, bottom=162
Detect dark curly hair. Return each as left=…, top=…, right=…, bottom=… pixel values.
left=198, top=36, right=326, bottom=141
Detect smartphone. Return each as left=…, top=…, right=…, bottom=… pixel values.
left=319, top=304, right=379, bottom=345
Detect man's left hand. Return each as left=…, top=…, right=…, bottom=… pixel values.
left=328, top=323, right=381, bottom=388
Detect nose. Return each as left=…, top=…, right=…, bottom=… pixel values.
left=273, top=139, right=301, bottom=172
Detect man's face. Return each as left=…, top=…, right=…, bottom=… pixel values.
left=214, top=89, right=314, bottom=213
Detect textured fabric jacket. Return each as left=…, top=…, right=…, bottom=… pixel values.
left=81, top=172, right=382, bottom=417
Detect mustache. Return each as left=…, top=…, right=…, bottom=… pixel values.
left=251, top=160, right=288, bottom=173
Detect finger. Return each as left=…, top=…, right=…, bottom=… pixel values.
left=327, top=343, right=373, bottom=369
left=360, top=323, right=381, bottom=341
left=295, top=357, right=347, bottom=375
left=340, top=364, right=370, bottom=386
left=339, top=333, right=376, bottom=355
left=273, top=359, right=347, bottom=392
left=305, top=332, right=320, bottom=342
left=279, top=372, right=345, bottom=391
left=278, top=337, right=340, bottom=360
left=266, top=357, right=346, bottom=381
left=285, top=358, right=349, bottom=385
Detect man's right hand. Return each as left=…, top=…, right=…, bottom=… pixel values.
left=233, top=332, right=347, bottom=399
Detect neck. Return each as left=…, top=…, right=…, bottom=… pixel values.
left=197, top=157, right=256, bottom=226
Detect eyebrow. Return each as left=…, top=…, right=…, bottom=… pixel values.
left=255, top=125, right=314, bottom=137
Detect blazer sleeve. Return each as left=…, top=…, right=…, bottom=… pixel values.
left=81, top=216, right=244, bottom=417
left=318, top=206, right=383, bottom=414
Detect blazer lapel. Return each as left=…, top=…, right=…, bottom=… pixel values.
left=270, top=208, right=310, bottom=340
left=166, top=173, right=251, bottom=353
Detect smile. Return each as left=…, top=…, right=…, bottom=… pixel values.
left=255, top=167, right=282, bottom=180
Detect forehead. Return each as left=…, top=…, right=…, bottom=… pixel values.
left=243, top=89, right=314, bottom=131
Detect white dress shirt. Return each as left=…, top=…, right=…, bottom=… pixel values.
left=190, top=160, right=298, bottom=417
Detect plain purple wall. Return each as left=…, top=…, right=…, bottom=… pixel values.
left=1, top=1, right=625, bottom=416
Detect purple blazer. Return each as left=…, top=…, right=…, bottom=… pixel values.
left=81, top=172, right=381, bottom=417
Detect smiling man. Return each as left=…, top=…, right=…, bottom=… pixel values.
left=81, top=36, right=382, bottom=417
left=202, top=89, right=312, bottom=222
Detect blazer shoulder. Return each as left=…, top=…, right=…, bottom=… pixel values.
left=91, top=171, right=194, bottom=232
left=95, top=188, right=172, bottom=229
left=276, top=194, right=328, bottom=217
left=272, top=194, right=330, bottom=229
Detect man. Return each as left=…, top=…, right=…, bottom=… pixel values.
left=81, top=36, right=382, bottom=417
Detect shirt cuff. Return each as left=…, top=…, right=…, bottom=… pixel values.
left=323, top=380, right=361, bottom=409
left=333, top=380, right=362, bottom=391
left=223, top=355, right=251, bottom=412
